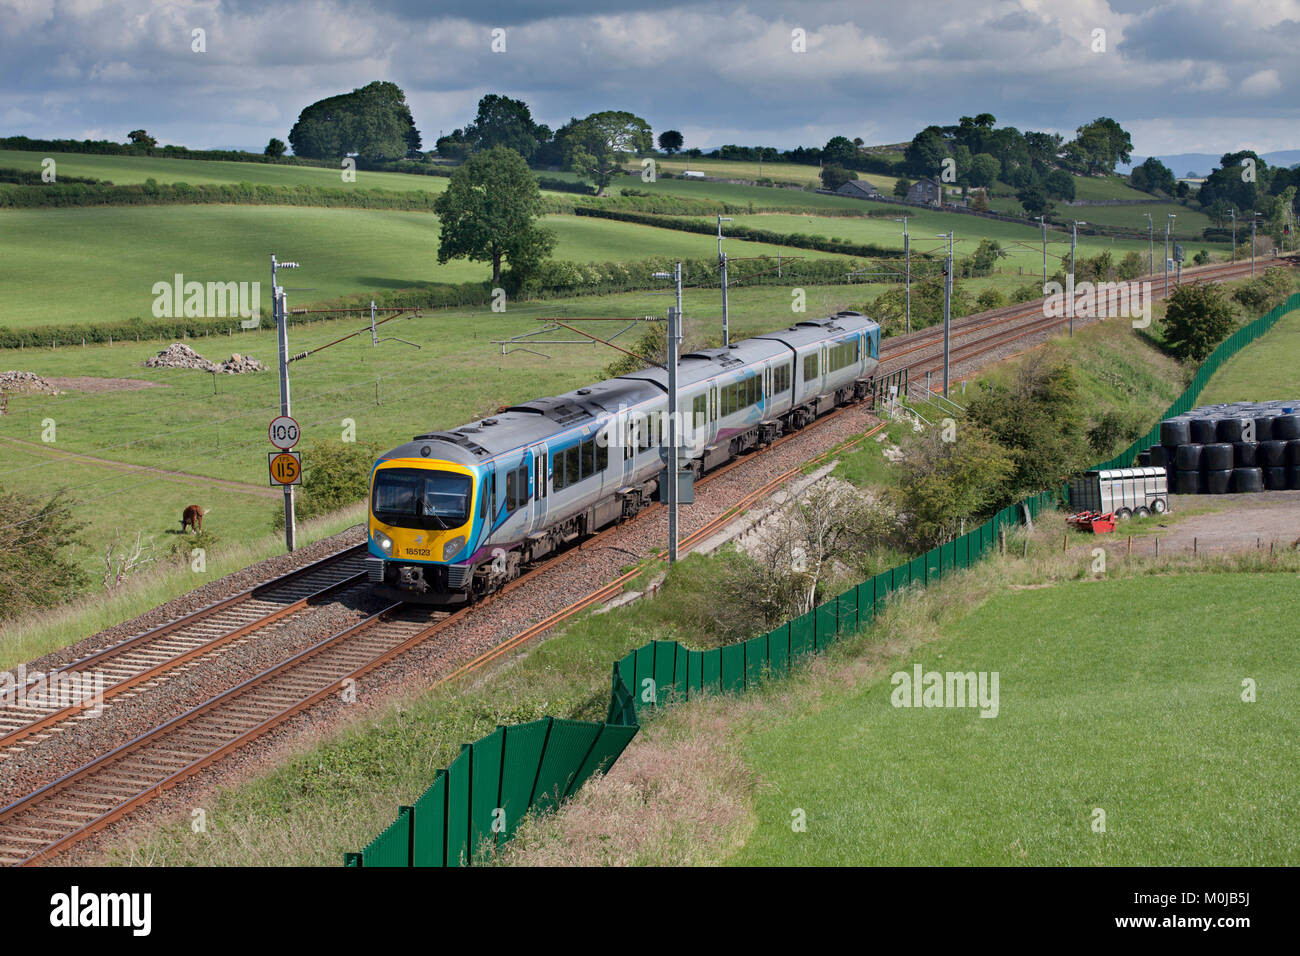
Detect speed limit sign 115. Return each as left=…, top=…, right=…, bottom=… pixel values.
left=269, top=415, right=300, bottom=450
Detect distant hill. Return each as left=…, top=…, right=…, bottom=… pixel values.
left=1121, top=150, right=1300, bottom=178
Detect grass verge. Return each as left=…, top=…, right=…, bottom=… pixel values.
left=501, top=512, right=1300, bottom=866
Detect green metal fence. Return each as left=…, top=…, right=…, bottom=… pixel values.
left=347, top=293, right=1299, bottom=866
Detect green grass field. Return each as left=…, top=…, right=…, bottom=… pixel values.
left=1070, top=174, right=1160, bottom=202
left=0, top=205, right=853, bottom=327
left=1199, top=308, right=1300, bottom=404
left=0, top=149, right=452, bottom=193
left=721, top=210, right=1185, bottom=277
left=728, top=573, right=1299, bottom=865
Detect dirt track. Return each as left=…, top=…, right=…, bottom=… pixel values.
left=1097, top=490, right=1300, bottom=556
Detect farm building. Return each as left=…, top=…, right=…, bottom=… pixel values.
left=835, top=179, right=881, bottom=200
left=907, top=176, right=943, bottom=206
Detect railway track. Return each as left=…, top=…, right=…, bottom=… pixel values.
left=7, top=254, right=1290, bottom=863
left=0, top=544, right=371, bottom=756
left=879, top=255, right=1297, bottom=382
left=0, top=390, right=882, bottom=864
left=0, top=603, right=461, bottom=865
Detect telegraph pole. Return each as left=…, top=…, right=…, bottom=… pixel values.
left=938, top=231, right=953, bottom=397
left=653, top=263, right=683, bottom=563
left=896, top=217, right=911, bottom=333
left=1230, top=208, right=1236, bottom=263
left=717, top=215, right=733, bottom=346
left=271, top=254, right=300, bottom=551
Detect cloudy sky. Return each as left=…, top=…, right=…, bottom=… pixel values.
left=1, top=0, right=1296, bottom=158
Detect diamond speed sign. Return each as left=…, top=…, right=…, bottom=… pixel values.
left=268, top=415, right=300, bottom=450
left=268, top=451, right=302, bottom=485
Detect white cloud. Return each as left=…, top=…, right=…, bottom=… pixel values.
left=1240, top=68, right=1281, bottom=96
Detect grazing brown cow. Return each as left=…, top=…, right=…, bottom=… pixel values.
left=181, top=505, right=206, bottom=533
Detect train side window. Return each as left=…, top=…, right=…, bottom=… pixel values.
left=580, top=438, right=595, bottom=478
left=804, top=353, right=818, bottom=380
left=693, top=394, right=706, bottom=429
left=596, top=435, right=608, bottom=472
left=480, top=476, right=488, bottom=518
left=505, top=464, right=529, bottom=513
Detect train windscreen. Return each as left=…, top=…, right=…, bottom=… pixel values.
left=372, top=468, right=472, bottom=529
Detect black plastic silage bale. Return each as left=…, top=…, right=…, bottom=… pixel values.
left=1290, top=466, right=1300, bottom=491
left=1175, top=444, right=1203, bottom=470
left=1254, top=417, right=1274, bottom=441
left=1160, top=419, right=1190, bottom=447
left=1148, top=445, right=1171, bottom=468
left=1174, top=470, right=1202, bottom=494
left=1201, top=443, right=1234, bottom=471
left=1189, top=419, right=1218, bottom=444
left=1233, top=442, right=1259, bottom=467
left=1137, top=450, right=1151, bottom=467
left=1274, top=414, right=1300, bottom=441
left=1259, top=440, right=1288, bottom=468
left=1216, top=418, right=1248, bottom=443
left=1203, top=469, right=1233, bottom=494
left=1232, top=467, right=1264, bottom=493
left=1287, top=439, right=1300, bottom=466
left=1264, top=467, right=1288, bottom=491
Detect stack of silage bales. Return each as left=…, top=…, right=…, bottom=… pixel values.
left=1138, top=402, right=1300, bottom=494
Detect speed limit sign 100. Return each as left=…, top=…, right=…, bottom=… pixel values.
left=269, top=415, right=300, bottom=450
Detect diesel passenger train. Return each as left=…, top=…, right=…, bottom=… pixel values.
left=366, top=311, right=881, bottom=603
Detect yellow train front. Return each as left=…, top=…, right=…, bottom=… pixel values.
left=366, top=441, right=489, bottom=604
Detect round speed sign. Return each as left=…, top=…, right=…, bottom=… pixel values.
left=268, top=416, right=300, bottom=450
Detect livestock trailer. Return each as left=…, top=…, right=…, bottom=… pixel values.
left=1067, top=467, right=1170, bottom=519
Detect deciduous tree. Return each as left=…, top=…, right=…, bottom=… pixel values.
left=433, top=145, right=557, bottom=285
left=566, top=111, right=652, bottom=195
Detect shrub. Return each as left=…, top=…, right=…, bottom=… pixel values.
left=965, top=353, right=1092, bottom=499
left=0, top=487, right=89, bottom=616
left=892, top=425, right=1015, bottom=549
left=1117, top=250, right=1146, bottom=280
left=1010, top=282, right=1043, bottom=303
left=976, top=288, right=1005, bottom=311
left=273, top=438, right=383, bottom=529
left=1162, top=282, right=1235, bottom=361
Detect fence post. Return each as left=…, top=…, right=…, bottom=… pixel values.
left=401, top=805, right=415, bottom=867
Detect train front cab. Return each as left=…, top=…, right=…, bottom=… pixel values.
left=367, top=457, right=481, bottom=602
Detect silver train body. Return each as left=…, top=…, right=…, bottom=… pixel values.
left=366, top=311, right=882, bottom=603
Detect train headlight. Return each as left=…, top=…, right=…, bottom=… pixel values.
left=442, top=536, right=465, bottom=560
left=376, top=533, right=393, bottom=554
